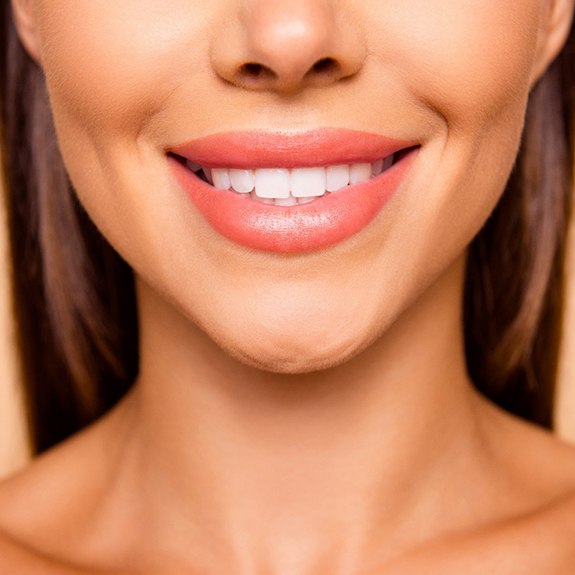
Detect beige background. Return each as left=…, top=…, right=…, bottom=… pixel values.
left=0, top=181, right=575, bottom=479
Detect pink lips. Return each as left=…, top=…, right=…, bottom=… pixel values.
left=168, top=129, right=417, bottom=253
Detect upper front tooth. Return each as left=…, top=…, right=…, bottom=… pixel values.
left=254, top=169, right=290, bottom=199
left=230, top=169, right=255, bottom=193
left=291, top=167, right=326, bottom=198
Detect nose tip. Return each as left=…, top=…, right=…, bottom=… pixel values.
left=210, top=1, right=366, bottom=93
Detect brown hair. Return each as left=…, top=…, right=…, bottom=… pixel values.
left=0, top=3, right=574, bottom=454
left=0, top=2, right=138, bottom=453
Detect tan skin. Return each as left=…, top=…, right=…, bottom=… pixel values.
left=2, top=0, right=575, bottom=572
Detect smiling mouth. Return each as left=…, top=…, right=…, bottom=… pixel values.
left=169, top=148, right=414, bottom=207
left=168, top=129, right=419, bottom=253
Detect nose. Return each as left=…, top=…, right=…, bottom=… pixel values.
left=210, top=0, right=366, bottom=93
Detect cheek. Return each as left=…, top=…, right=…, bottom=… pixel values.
left=385, top=1, right=542, bottom=248
left=33, top=0, right=217, bottom=263
left=370, top=0, right=541, bottom=129
left=36, top=1, right=211, bottom=139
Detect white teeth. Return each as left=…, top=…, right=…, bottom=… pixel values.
left=230, top=169, right=255, bottom=194
left=326, top=165, right=350, bottom=192
left=212, top=168, right=231, bottom=190
left=203, top=168, right=214, bottom=185
left=250, top=191, right=273, bottom=204
left=191, top=156, right=396, bottom=203
left=254, top=169, right=290, bottom=199
left=291, top=167, right=327, bottom=198
left=298, top=197, right=315, bottom=205
left=349, top=163, right=372, bottom=185
left=275, top=196, right=298, bottom=207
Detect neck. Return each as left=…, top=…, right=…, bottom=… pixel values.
left=107, top=256, right=490, bottom=573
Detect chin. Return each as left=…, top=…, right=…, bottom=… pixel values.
left=220, top=326, right=368, bottom=374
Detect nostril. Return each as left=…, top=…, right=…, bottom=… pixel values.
left=241, top=58, right=338, bottom=80
left=311, top=57, right=338, bottom=75
left=232, top=57, right=344, bottom=91
left=240, top=62, right=275, bottom=79
left=242, top=63, right=263, bottom=77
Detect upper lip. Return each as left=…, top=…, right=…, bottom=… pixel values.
left=167, top=128, right=417, bottom=169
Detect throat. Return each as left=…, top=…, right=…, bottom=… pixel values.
left=120, top=257, right=485, bottom=571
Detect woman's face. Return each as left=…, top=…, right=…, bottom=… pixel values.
left=12, top=0, right=573, bottom=371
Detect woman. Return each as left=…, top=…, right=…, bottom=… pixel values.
left=1, top=0, right=575, bottom=572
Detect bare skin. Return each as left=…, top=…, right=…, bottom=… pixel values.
left=2, top=0, right=575, bottom=572
left=1, top=260, right=575, bottom=574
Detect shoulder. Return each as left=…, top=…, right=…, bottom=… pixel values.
left=0, top=407, right=128, bottom=574
left=385, top=402, right=575, bottom=574
left=372, top=397, right=575, bottom=575
left=0, top=528, right=86, bottom=574
left=0, top=469, right=94, bottom=574
left=385, top=491, right=575, bottom=575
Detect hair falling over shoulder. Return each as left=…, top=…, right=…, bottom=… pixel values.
left=0, top=2, right=574, bottom=454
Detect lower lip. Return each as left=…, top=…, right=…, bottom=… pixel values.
left=169, top=151, right=417, bottom=254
